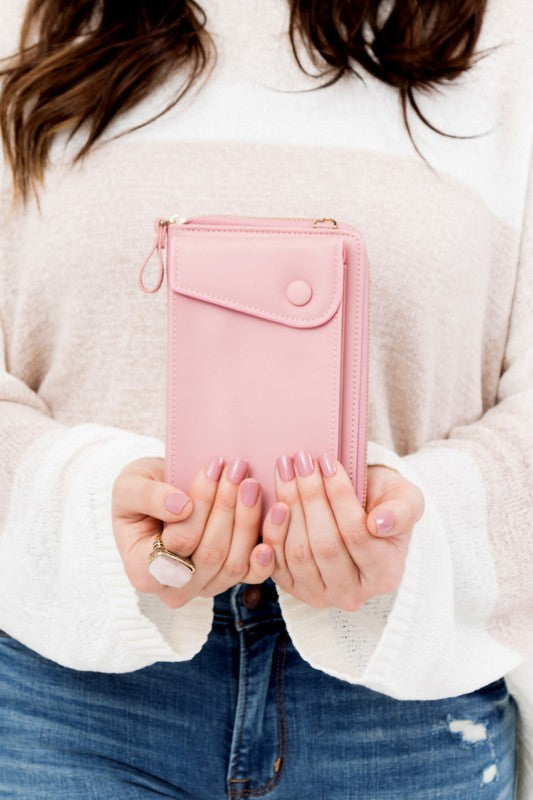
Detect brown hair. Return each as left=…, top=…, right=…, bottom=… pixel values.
left=0, top=0, right=487, bottom=200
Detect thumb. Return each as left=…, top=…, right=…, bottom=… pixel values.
left=367, top=507, right=397, bottom=537
left=367, top=490, right=423, bottom=538
left=113, top=458, right=194, bottom=523
left=126, top=476, right=193, bottom=522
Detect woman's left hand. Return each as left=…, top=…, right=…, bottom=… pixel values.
left=262, top=454, right=424, bottom=612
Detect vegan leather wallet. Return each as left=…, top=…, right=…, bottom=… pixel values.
left=139, top=214, right=369, bottom=511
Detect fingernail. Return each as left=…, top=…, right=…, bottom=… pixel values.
left=164, top=491, right=191, bottom=515
left=206, top=456, right=224, bottom=482
left=375, top=510, right=395, bottom=535
left=294, top=450, right=314, bottom=477
left=148, top=556, right=193, bottom=588
left=271, top=503, right=287, bottom=525
left=256, top=547, right=273, bottom=566
left=318, top=453, right=337, bottom=478
left=227, top=457, right=249, bottom=485
left=240, top=479, right=260, bottom=507
left=276, top=455, right=295, bottom=482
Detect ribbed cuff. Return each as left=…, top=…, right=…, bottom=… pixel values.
left=84, top=426, right=213, bottom=671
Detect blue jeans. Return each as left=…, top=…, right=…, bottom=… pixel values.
left=0, top=581, right=517, bottom=799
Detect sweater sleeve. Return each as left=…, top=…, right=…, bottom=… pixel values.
left=0, top=324, right=213, bottom=671
left=278, top=153, right=533, bottom=701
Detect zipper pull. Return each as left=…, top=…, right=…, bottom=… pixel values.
left=138, top=219, right=168, bottom=293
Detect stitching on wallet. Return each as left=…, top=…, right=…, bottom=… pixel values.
left=172, top=229, right=343, bottom=326
left=331, top=309, right=339, bottom=461
left=350, top=237, right=363, bottom=482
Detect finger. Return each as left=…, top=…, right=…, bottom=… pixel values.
left=119, top=522, right=186, bottom=598
left=294, top=450, right=360, bottom=605
left=113, top=457, right=193, bottom=523
left=319, top=457, right=415, bottom=598
left=366, top=477, right=425, bottom=538
left=262, top=502, right=292, bottom=589
left=190, top=458, right=249, bottom=589
left=276, top=454, right=325, bottom=604
left=153, top=457, right=249, bottom=605
left=139, top=455, right=226, bottom=595
left=161, top=455, right=225, bottom=557
left=317, top=455, right=378, bottom=578
left=201, top=477, right=262, bottom=595
left=241, top=543, right=275, bottom=585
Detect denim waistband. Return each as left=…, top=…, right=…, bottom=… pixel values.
left=213, top=578, right=284, bottom=630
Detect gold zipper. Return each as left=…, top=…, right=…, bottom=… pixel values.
left=160, top=215, right=338, bottom=227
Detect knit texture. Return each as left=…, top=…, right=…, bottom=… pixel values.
left=1, top=0, right=532, bottom=791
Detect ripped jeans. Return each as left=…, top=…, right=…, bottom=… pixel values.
left=0, top=581, right=517, bottom=799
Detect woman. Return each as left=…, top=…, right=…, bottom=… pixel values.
left=0, top=1, right=531, bottom=798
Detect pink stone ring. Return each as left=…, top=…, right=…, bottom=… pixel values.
left=147, top=534, right=195, bottom=589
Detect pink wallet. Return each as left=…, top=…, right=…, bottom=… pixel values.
left=139, top=214, right=369, bottom=511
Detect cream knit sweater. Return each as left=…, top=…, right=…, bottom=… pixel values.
left=1, top=0, right=532, bottom=793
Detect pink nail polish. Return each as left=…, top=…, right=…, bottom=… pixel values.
left=206, top=456, right=224, bottom=482
left=240, top=479, right=260, bottom=507
left=277, top=455, right=295, bottom=482
left=227, top=457, right=249, bottom=485
left=271, top=503, right=287, bottom=525
left=164, top=492, right=191, bottom=514
left=375, top=510, right=395, bottom=535
left=256, top=547, right=273, bottom=567
left=148, top=556, right=193, bottom=588
left=318, top=453, right=337, bottom=478
left=294, top=450, right=314, bottom=477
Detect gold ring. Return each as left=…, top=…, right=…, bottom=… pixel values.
left=148, top=533, right=195, bottom=573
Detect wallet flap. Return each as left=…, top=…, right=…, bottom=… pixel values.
left=168, top=229, right=344, bottom=328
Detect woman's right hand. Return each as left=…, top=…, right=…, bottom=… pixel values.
left=112, top=456, right=274, bottom=608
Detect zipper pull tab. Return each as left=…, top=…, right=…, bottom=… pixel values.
left=138, top=219, right=168, bottom=293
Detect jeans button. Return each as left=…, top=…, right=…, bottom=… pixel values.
left=241, top=585, right=263, bottom=609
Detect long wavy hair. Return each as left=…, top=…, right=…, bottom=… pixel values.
left=0, top=0, right=488, bottom=200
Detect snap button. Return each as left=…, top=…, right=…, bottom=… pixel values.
left=287, top=280, right=313, bottom=306
left=242, top=585, right=263, bottom=609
